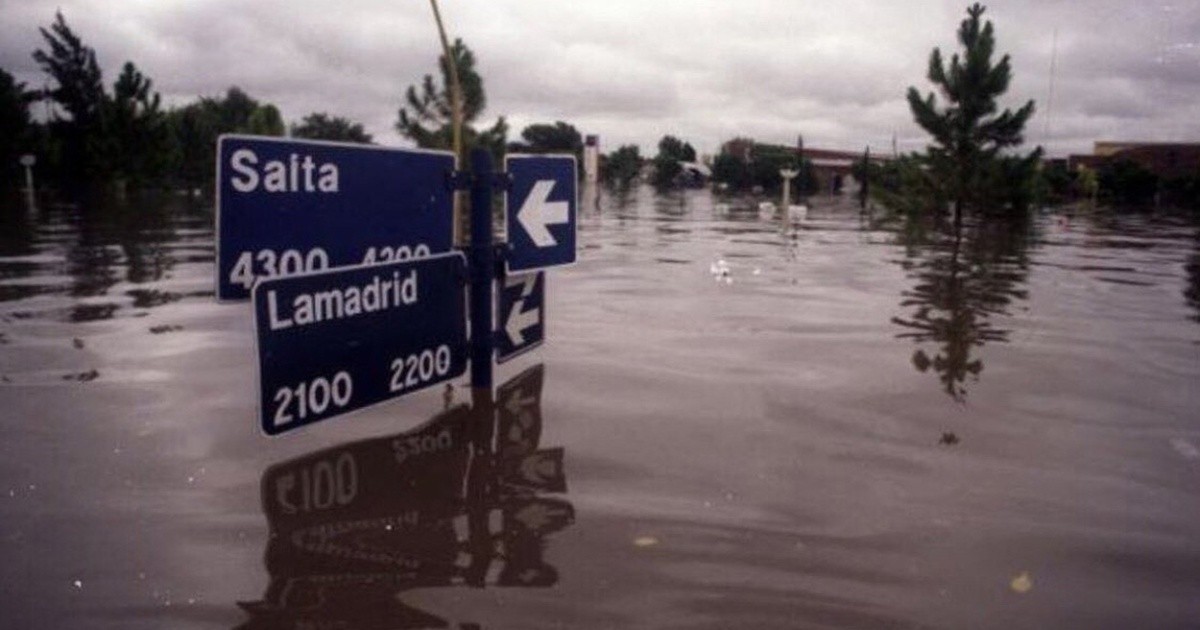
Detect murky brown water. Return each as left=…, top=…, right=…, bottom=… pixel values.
left=1, top=187, right=1198, bottom=629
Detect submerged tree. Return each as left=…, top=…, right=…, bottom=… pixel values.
left=601, top=144, right=641, bottom=187
left=396, top=38, right=507, bottom=161
left=651, top=135, right=696, bottom=188
left=291, top=112, right=373, bottom=144
left=906, top=3, right=1041, bottom=221
left=509, top=121, right=582, bottom=157
left=108, top=62, right=171, bottom=186
left=164, top=86, right=285, bottom=190
left=0, top=69, right=36, bottom=185
left=32, top=11, right=108, bottom=183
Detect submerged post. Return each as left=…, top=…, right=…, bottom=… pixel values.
left=468, top=147, right=495, bottom=392
left=779, top=167, right=798, bottom=216
left=20, top=154, right=36, bottom=208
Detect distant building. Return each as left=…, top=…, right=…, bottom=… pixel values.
left=771, top=145, right=889, bottom=192
left=1069, top=142, right=1200, bottom=179
left=583, top=135, right=599, bottom=183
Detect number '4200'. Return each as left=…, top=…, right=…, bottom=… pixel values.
left=229, top=247, right=329, bottom=290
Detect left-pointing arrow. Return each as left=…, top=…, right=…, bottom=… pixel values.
left=504, top=274, right=540, bottom=346
left=505, top=300, right=540, bottom=346
left=517, top=180, right=569, bottom=248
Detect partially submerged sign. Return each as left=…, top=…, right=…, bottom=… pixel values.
left=505, top=155, right=577, bottom=273
left=216, top=135, right=455, bottom=301
left=253, top=253, right=467, bottom=435
left=496, top=271, right=545, bottom=363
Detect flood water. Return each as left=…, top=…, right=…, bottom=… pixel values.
left=1, top=186, right=1198, bottom=629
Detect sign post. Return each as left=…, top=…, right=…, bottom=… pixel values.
left=19, top=154, right=35, bottom=207
left=467, top=148, right=496, bottom=392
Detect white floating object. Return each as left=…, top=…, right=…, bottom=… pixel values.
left=758, top=201, right=776, bottom=213
left=787, top=204, right=808, bottom=222
left=709, top=259, right=731, bottom=279
left=1170, top=438, right=1199, bottom=460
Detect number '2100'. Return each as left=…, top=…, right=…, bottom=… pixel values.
left=274, top=372, right=353, bottom=427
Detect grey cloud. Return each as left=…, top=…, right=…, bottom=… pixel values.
left=1, top=1, right=1196, bottom=157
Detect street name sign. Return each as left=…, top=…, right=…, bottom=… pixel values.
left=252, top=253, right=467, bottom=435
left=217, top=134, right=455, bottom=301
left=496, top=272, right=545, bottom=363
left=504, top=155, right=577, bottom=273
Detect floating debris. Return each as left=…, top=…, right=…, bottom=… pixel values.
left=1169, top=438, right=1199, bottom=460
left=1010, top=571, right=1033, bottom=594
left=149, top=325, right=184, bottom=334
left=73, top=580, right=83, bottom=589
left=72, top=337, right=85, bottom=349
left=938, top=432, right=960, bottom=446
left=63, top=369, right=100, bottom=382
left=710, top=259, right=732, bottom=283
left=633, top=536, right=659, bottom=548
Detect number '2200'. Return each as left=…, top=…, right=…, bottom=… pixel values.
left=391, top=346, right=452, bottom=392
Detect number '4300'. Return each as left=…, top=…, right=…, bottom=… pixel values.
left=230, top=247, right=329, bottom=289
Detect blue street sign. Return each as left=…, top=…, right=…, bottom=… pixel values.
left=496, top=271, right=544, bottom=363
left=217, top=135, right=455, bottom=301
left=252, top=253, right=467, bottom=435
left=505, top=155, right=577, bottom=273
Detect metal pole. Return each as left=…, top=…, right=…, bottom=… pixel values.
left=429, top=0, right=466, bottom=246
left=468, top=147, right=495, bottom=391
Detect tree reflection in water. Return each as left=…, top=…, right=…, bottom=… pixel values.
left=235, top=364, right=573, bottom=630
left=891, top=215, right=1032, bottom=400
left=1186, top=229, right=1200, bottom=326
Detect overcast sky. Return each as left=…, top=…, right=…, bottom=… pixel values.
left=1, top=1, right=1197, bottom=158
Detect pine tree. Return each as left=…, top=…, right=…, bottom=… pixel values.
left=906, top=3, right=1040, bottom=220
left=109, top=62, right=170, bottom=186
left=32, top=11, right=108, bottom=183
left=291, top=112, right=373, bottom=144
left=395, top=39, right=507, bottom=161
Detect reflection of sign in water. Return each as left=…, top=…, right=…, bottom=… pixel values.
left=237, top=364, right=572, bottom=629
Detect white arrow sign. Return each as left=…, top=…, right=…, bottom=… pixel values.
left=505, top=274, right=541, bottom=346
left=517, top=180, right=569, bottom=248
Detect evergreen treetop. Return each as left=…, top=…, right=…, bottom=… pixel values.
left=905, top=3, right=1040, bottom=216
